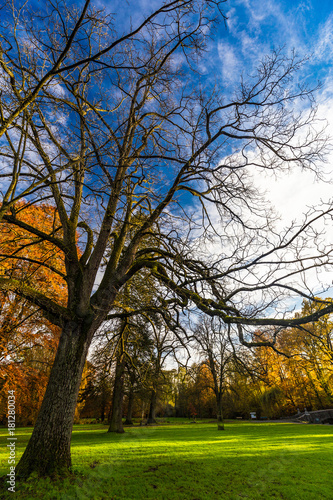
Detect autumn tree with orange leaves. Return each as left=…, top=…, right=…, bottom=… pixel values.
left=247, top=301, right=333, bottom=417
left=0, top=203, right=66, bottom=425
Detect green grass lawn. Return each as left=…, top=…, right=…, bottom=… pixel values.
left=1, top=420, right=333, bottom=499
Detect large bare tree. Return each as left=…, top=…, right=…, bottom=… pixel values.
left=1, top=0, right=333, bottom=478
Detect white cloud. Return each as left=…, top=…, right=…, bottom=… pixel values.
left=218, top=41, right=241, bottom=83
left=314, top=14, right=333, bottom=64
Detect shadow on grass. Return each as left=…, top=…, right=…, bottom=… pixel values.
left=1, top=422, right=333, bottom=499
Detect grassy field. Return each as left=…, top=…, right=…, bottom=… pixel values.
left=1, top=420, right=333, bottom=499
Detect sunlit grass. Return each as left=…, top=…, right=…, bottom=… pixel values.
left=1, top=421, right=333, bottom=499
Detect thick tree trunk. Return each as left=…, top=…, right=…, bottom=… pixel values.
left=216, top=393, right=225, bottom=430
left=108, top=355, right=125, bottom=433
left=146, top=389, right=157, bottom=424
left=124, top=387, right=134, bottom=425
left=16, top=321, right=93, bottom=478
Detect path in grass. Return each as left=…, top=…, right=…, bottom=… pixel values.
left=1, top=421, right=332, bottom=499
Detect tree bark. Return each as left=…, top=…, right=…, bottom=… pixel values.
left=100, top=394, right=106, bottom=423
left=146, top=389, right=157, bottom=424
left=108, top=355, right=125, bottom=433
left=124, top=386, right=134, bottom=425
left=16, top=320, right=93, bottom=477
left=216, top=393, right=225, bottom=430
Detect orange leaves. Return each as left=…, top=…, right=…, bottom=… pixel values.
left=0, top=314, right=60, bottom=425
left=252, top=300, right=333, bottom=415
left=0, top=202, right=65, bottom=425
left=183, top=362, right=216, bottom=417
left=0, top=201, right=67, bottom=306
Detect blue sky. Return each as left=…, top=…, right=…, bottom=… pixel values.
left=220, top=0, right=333, bottom=87
left=196, top=0, right=333, bottom=301
left=115, top=0, right=333, bottom=86
left=169, top=0, right=315, bottom=104
left=217, top=5, right=333, bottom=207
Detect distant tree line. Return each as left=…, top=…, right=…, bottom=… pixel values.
left=2, top=296, right=332, bottom=426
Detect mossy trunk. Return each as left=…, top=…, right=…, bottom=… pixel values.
left=16, top=320, right=92, bottom=478
left=108, top=355, right=125, bottom=433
